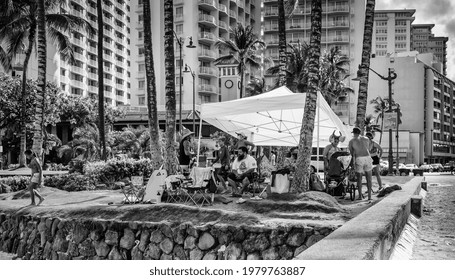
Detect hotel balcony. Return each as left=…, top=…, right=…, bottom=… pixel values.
left=264, top=25, right=279, bottom=32
left=88, top=73, right=98, bottom=80
left=199, top=14, right=217, bottom=28
left=219, top=4, right=228, bottom=15
left=198, top=66, right=218, bottom=77
left=263, top=0, right=276, bottom=3
left=198, top=84, right=218, bottom=95
left=71, top=80, right=85, bottom=89
left=265, top=39, right=279, bottom=46
left=325, top=5, right=349, bottom=13
left=87, top=46, right=97, bottom=54
left=73, top=52, right=86, bottom=62
left=87, top=59, right=97, bottom=68
left=199, top=0, right=218, bottom=11
left=219, top=21, right=228, bottom=32
left=87, top=6, right=96, bottom=15
left=198, top=32, right=216, bottom=44
left=115, top=36, right=124, bottom=45
left=71, top=66, right=85, bottom=76
left=88, top=85, right=98, bottom=93
left=264, top=11, right=278, bottom=17
left=238, top=1, right=244, bottom=9
left=230, top=0, right=238, bottom=6
left=229, top=10, right=237, bottom=18
left=198, top=49, right=217, bottom=61
left=73, top=0, right=86, bottom=8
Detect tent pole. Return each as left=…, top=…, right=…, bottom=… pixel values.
left=196, top=117, right=203, bottom=166
left=317, top=92, right=320, bottom=171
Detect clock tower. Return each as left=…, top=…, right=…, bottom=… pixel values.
left=218, top=64, right=240, bottom=101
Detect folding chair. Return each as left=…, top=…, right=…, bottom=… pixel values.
left=121, top=176, right=145, bottom=204
left=248, top=172, right=267, bottom=199
left=163, top=174, right=186, bottom=203
left=182, top=167, right=213, bottom=207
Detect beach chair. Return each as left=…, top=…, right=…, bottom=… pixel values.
left=121, top=176, right=145, bottom=204
left=163, top=174, right=186, bottom=203
left=182, top=167, right=213, bottom=207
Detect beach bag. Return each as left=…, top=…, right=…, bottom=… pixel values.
left=310, top=173, right=326, bottom=192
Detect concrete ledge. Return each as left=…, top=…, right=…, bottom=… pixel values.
left=295, top=177, right=423, bottom=260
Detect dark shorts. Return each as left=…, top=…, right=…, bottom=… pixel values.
left=371, top=156, right=380, bottom=165
left=227, top=172, right=254, bottom=182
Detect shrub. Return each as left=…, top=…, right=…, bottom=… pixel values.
left=84, top=158, right=155, bottom=186
left=44, top=174, right=93, bottom=192
left=0, top=176, right=29, bottom=192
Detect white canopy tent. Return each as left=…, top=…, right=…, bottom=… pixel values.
left=199, top=86, right=351, bottom=149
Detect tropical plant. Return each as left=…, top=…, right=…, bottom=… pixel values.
left=97, top=0, right=106, bottom=161
left=354, top=0, right=376, bottom=131
left=142, top=0, right=162, bottom=169
left=245, top=76, right=267, bottom=97
left=364, top=114, right=381, bottom=135
left=163, top=0, right=179, bottom=175
left=290, top=0, right=322, bottom=193
left=214, top=23, right=265, bottom=99
left=266, top=41, right=310, bottom=92
left=1, top=0, right=94, bottom=163
left=370, top=96, right=387, bottom=144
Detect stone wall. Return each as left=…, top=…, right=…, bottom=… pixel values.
left=0, top=212, right=336, bottom=260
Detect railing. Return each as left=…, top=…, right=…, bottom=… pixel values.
left=198, top=66, right=217, bottom=76
left=229, top=10, right=237, bottom=18
left=199, top=14, right=217, bottom=25
left=219, top=4, right=227, bottom=14
left=73, top=52, right=86, bottom=62
left=87, top=6, right=96, bottom=15
left=88, top=73, right=98, bottom=80
left=219, top=21, right=228, bottom=30
left=199, top=32, right=216, bottom=41
left=88, top=46, right=97, bottom=54
left=71, top=80, right=85, bottom=89
left=326, top=5, right=349, bottom=13
left=199, top=0, right=217, bottom=9
left=198, top=84, right=217, bottom=93
left=121, top=106, right=148, bottom=113
left=198, top=49, right=216, bottom=58
left=264, top=25, right=279, bottom=31
left=264, top=10, right=278, bottom=16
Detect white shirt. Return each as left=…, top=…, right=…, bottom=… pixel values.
left=231, top=155, right=257, bottom=174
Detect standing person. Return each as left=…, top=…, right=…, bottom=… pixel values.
left=25, top=150, right=44, bottom=206
left=366, top=132, right=383, bottom=190
left=178, top=128, right=194, bottom=172
left=234, top=132, right=255, bottom=151
left=322, top=131, right=344, bottom=171
left=212, top=137, right=230, bottom=192
left=227, top=146, right=257, bottom=197
left=348, top=127, right=373, bottom=201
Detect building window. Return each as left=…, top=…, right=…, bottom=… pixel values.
left=138, top=96, right=145, bottom=105
left=138, top=31, right=143, bottom=40
left=138, top=80, right=145, bottom=89
left=139, top=48, right=144, bottom=56
left=138, top=64, right=145, bottom=72
left=175, top=24, right=183, bottom=35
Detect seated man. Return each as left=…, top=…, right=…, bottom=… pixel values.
left=227, top=146, right=257, bottom=197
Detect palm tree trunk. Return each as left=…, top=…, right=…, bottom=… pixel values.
left=277, top=0, right=286, bottom=87
left=163, top=0, right=178, bottom=175
left=239, top=67, right=244, bottom=98
left=32, top=0, right=46, bottom=159
left=18, top=21, right=36, bottom=167
left=379, top=113, right=384, bottom=145
left=143, top=0, right=162, bottom=168
left=97, top=0, right=106, bottom=161
left=355, top=0, right=376, bottom=131
left=291, top=0, right=322, bottom=193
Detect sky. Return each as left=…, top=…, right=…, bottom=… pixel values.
left=376, top=0, right=455, bottom=81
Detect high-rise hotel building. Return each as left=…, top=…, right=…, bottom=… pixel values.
left=5, top=0, right=131, bottom=106
left=262, top=0, right=366, bottom=125
left=129, top=0, right=262, bottom=113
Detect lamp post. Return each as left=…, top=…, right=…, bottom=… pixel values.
left=430, top=128, right=433, bottom=164
left=183, top=64, right=196, bottom=134
left=172, top=31, right=196, bottom=134
left=354, top=66, right=397, bottom=175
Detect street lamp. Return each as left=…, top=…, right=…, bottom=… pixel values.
left=183, top=64, right=196, bottom=134
left=354, top=66, right=397, bottom=175
left=430, top=128, right=434, bottom=164
left=172, top=31, right=196, bottom=134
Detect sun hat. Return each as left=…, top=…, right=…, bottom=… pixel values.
left=181, top=128, right=194, bottom=140
left=236, top=132, right=246, bottom=138
left=351, top=127, right=361, bottom=134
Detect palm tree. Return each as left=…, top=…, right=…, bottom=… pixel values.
left=245, top=76, right=267, bottom=97
left=96, top=0, right=106, bottom=161
left=266, top=41, right=310, bottom=92
left=364, top=114, right=381, bottom=135
left=32, top=0, right=46, bottom=158
left=214, top=23, right=265, bottom=99
left=143, top=0, right=162, bottom=168
left=277, top=0, right=287, bottom=86
left=319, top=46, right=353, bottom=106
left=0, top=0, right=94, bottom=165
left=163, top=0, right=178, bottom=175
left=291, top=0, right=322, bottom=193
left=370, top=96, right=387, bottom=144
left=355, top=0, right=376, bottom=132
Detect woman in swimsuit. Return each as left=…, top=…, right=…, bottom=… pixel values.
left=25, top=150, right=44, bottom=206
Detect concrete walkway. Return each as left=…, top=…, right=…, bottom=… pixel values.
left=0, top=167, right=68, bottom=177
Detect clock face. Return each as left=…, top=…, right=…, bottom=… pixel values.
left=225, top=80, right=233, bottom=89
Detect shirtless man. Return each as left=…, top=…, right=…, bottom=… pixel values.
left=348, top=127, right=373, bottom=201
